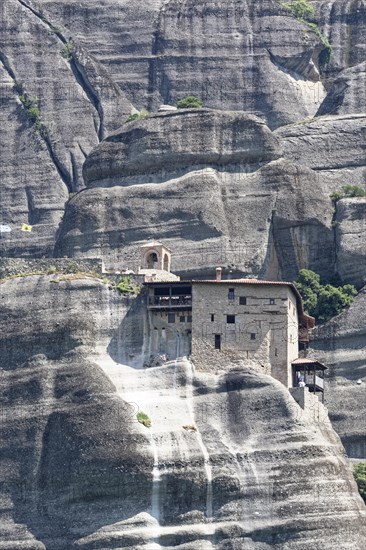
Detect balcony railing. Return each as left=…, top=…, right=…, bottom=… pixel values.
left=148, top=295, right=192, bottom=308
left=305, top=374, right=324, bottom=390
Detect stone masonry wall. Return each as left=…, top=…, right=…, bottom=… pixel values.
left=191, top=282, right=299, bottom=385
left=0, top=257, right=103, bottom=279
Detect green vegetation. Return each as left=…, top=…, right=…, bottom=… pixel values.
left=17, top=88, right=47, bottom=137
left=281, top=0, right=332, bottom=62
left=19, top=94, right=42, bottom=130
left=137, top=411, right=151, bottom=428
left=330, top=185, right=366, bottom=202
left=48, top=265, right=57, bottom=274
left=176, top=96, right=203, bottom=109
left=60, top=42, right=74, bottom=61
left=283, top=0, right=314, bottom=19
left=116, top=276, right=140, bottom=294
left=125, top=109, right=150, bottom=123
left=353, top=463, right=366, bottom=503
left=295, top=269, right=357, bottom=323
left=51, top=25, right=63, bottom=37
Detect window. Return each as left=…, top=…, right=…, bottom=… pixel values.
left=239, top=296, right=247, bottom=305
left=168, top=313, right=175, bottom=323
left=228, top=288, right=235, bottom=301
left=275, top=348, right=278, bottom=357
left=270, top=298, right=275, bottom=305
left=179, top=316, right=185, bottom=322
left=187, top=315, right=192, bottom=323
left=250, top=333, right=256, bottom=340
left=211, top=314, right=215, bottom=322
left=289, top=302, right=291, bottom=309
left=226, top=315, right=235, bottom=324
left=214, top=334, right=221, bottom=350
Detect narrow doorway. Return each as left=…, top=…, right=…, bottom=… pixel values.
left=214, top=334, right=221, bottom=350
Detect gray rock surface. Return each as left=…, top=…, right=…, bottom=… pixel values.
left=334, top=198, right=366, bottom=289
left=309, top=287, right=366, bottom=459
left=0, top=0, right=133, bottom=257
left=1, top=275, right=365, bottom=548
left=317, top=62, right=366, bottom=116
left=0, top=0, right=365, bottom=262
left=55, top=110, right=336, bottom=282
left=83, top=109, right=282, bottom=185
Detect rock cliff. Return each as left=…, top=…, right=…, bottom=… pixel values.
left=1, top=275, right=365, bottom=549
left=309, top=287, right=366, bottom=460
left=1, top=0, right=365, bottom=265
left=1, top=0, right=366, bottom=546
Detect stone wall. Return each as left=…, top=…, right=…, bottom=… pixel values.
left=0, top=257, right=103, bottom=279
left=290, top=387, right=330, bottom=425
left=191, top=282, right=299, bottom=384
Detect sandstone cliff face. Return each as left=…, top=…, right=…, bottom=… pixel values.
left=1, top=275, right=365, bottom=549
left=1, top=0, right=365, bottom=261
left=309, top=287, right=366, bottom=460
left=55, top=109, right=338, bottom=283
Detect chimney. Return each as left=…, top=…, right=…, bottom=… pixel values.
left=215, top=267, right=222, bottom=281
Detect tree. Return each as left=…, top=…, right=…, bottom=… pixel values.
left=176, top=96, right=203, bottom=109
left=353, top=463, right=366, bottom=503
left=295, top=269, right=357, bottom=323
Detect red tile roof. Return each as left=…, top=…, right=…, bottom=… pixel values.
left=292, top=358, right=327, bottom=369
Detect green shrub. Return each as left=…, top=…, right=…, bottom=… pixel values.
left=282, top=0, right=314, bottom=19
left=176, top=96, right=203, bottom=109
left=353, top=463, right=366, bottom=503
left=342, top=185, right=366, bottom=198
left=51, top=25, right=63, bottom=37
left=281, top=0, right=332, bottom=62
left=60, top=42, right=74, bottom=61
left=330, top=191, right=342, bottom=203
left=330, top=186, right=366, bottom=202
left=137, top=411, right=151, bottom=428
left=125, top=109, right=149, bottom=123
left=116, top=276, right=139, bottom=294
left=65, top=261, right=79, bottom=274
left=48, top=265, right=57, bottom=274
left=18, top=94, right=44, bottom=133
left=295, top=269, right=357, bottom=323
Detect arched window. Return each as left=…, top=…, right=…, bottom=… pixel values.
left=147, top=251, right=158, bottom=268
left=163, top=253, right=169, bottom=271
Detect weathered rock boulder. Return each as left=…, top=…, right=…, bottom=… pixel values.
left=309, top=287, right=366, bottom=459
left=275, top=114, right=366, bottom=173
left=317, top=62, right=366, bottom=116
left=0, top=275, right=365, bottom=548
left=56, top=110, right=336, bottom=281
left=83, top=110, right=282, bottom=185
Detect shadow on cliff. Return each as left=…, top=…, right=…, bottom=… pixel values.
left=107, top=293, right=147, bottom=368
left=6, top=352, right=152, bottom=548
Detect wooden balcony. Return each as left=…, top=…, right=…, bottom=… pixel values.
left=148, top=295, right=192, bottom=309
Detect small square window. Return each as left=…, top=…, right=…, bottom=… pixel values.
left=179, top=316, right=185, bottom=322
left=228, top=288, right=235, bottom=301
left=250, top=333, right=256, bottom=340
left=227, top=315, right=235, bottom=324
left=168, top=313, right=175, bottom=323
left=187, top=315, right=192, bottom=323
left=270, top=298, right=275, bottom=305
left=239, top=297, right=247, bottom=305
left=211, top=314, right=215, bottom=322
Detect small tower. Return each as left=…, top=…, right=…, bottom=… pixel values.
left=139, top=241, right=179, bottom=282
left=140, top=241, right=172, bottom=272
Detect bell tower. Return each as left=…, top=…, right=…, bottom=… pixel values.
left=140, top=241, right=172, bottom=272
